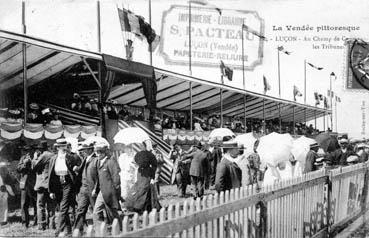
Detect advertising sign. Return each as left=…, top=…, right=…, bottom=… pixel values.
left=160, top=5, right=264, bottom=70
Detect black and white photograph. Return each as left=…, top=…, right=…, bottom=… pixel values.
left=0, top=0, right=369, bottom=237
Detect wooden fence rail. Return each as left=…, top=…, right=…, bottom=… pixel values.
left=74, top=162, right=369, bottom=238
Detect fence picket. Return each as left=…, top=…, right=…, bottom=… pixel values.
left=78, top=163, right=369, bottom=238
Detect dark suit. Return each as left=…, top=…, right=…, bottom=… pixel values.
left=215, top=157, right=242, bottom=193
left=189, top=149, right=209, bottom=197
left=48, top=152, right=81, bottom=235
left=328, top=149, right=355, bottom=166
left=171, top=149, right=192, bottom=197
left=209, top=147, right=222, bottom=186
left=73, top=154, right=99, bottom=232
left=32, top=151, right=56, bottom=229
left=17, top=154, right=37, bottom=227
left=304, top=150, right=318, bottom=173
left=93, top=156, right=121, bottom=228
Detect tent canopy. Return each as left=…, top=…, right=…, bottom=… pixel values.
left=109, top=68, right=329, bottom=123
left=0, top=30, right=101, bottom=91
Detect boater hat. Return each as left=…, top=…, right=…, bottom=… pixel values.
left=221, top=140, right=241, bottom=149
left=54, top=138, right=69, bottom=147
left=78, top=142, right=94, bottom=151
left=310, top=142, right=319, bottom=149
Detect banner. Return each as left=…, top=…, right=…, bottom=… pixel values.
left=160, top=5, right=264, bottom=70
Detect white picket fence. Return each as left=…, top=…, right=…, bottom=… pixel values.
left=73, top=162, right=369, bottom=238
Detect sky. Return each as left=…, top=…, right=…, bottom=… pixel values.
left=1, top=0, right=369, bottom=137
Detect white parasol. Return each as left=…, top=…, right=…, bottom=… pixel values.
left=235, top=132, right=257, bottom=153
left=208, top=128, right=235, bottom=143
left=291, top=136, right=317, bottom=164
left=64, top=137, right=79, bottom=153
left=258, top=132, right=293, bottom=166
left=84, top=136, right=110, bottom=148
left=113, top=127, right=150, bottom=145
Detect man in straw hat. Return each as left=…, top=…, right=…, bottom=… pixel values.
left=304, top=142, right=320, bottom=173
left=17, top=145, right=37, bottom=228
left=48, top=139, right=81, bottom=236
left=92, top=141, right=122, bottom=231
left=32, top=141, right=56, bottom=230
left=215, top=140, right=242, bottom=193
left=73, top=142, right=99, bottom=234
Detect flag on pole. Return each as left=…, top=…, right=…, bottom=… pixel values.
left=293, top=85, right=302, bottom=101
left=220, top=61, right=233, bottom=81
left=307, top=62, right=323, bottom=70
left=263, top=75, right=271, bottom=94
left=189, top=0, right=222, bottom=15
left=242, top=24, right=266, bottom=40
left=323, top=96, right=328, bottom=109
left=277, top=46, right=291, bottom=55
left=314, top=92, right=320, bottom=105
left=117, top=8, right=142, bottom=39
left=318, top=94, right=324, bottom=101
left=327, top=89, right=334, bottom=98
left=118, top=7, right=160, bottom=47
left=335, top=95, right=341, bottom=102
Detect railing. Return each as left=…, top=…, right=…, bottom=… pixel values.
left=74, top=162, right=369, bottom=238
left=39, top=103, right=100, bottom=125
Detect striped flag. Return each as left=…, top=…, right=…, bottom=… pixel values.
left=117, top=8, right=142, bottom=39
left=314, top=92, right=320, bottom=105
left=220, top=61, right=233, bottom=81
left=335, top=95, right=341, bottom=102
left=118, top=7, right=160, bottom=46
left=327, top=89, right=334, bottom=98
left=324, top=96, right=328, bottom=109
left=307, top=62, right=323, bottom=70
left=293, top=85, right=302, bottom=101
left=277, top=46, right=291, bottom=55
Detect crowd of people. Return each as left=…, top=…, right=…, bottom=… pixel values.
left=0, top=103, right=62, bottom=126
left=0, top=138, right=162, bottom=236
left=0, top=132, right=368, bottom=236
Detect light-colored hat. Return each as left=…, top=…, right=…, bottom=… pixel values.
left=94, top=140, right=110, bottom=150
left=78, top=142, right=95, bottom=151
left=221, top=139, right=242, bottom=149
left=54, top=138, right=70, bottom=147
left=339, top=138, right=349, bottom=144
left=41, top=108, right=50, bottom=115
left=29, top=103, right=39, bottom=110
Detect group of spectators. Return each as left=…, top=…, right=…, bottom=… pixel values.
left=0, top=103, right=62, bottom=126
left=70, top=93, right=99, bottom=116
left=0, top=137, right=164, bottom=236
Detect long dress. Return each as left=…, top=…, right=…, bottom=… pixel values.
left=118, top=153, right=138, bottom=200
left=125, top=151, right=161, bottom=213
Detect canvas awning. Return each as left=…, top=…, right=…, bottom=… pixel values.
left=0, top=30, right=101, bottom=91
left=109, top=67, right=329, bottom=123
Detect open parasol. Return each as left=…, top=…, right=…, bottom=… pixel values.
left=208, top=128, right=235, bottom=143
left=315, top=133, right=339, bottom=153
left=113, top=127, right=150, bottom=145
left=258, top=132, right=293, bottom=166
left=291, top=136, right=317, bottom=164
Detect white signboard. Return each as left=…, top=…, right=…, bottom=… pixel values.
left=160, top=5, right=264, bottom=70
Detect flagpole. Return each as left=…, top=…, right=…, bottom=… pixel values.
left=330, top=72, right=335, bottom=130
left=262, top=99, right=265, bottom=134
left=278, top=48, right=281, bottom=98
left=304, top=59, right=307, bottom=104
left=314, top=109, right=317, bottom=130
left=97, top=0, right=105, bottom=137
left=220, top=76, right=223, bottom=127
left=189, top=82, right=193, bottom=130
left=279, top=103, right=282, bottom=133
left=241, top=21, right=247, bottom=130
left=22, top=0, right=27, bottom=123
left=188, top=1, right=192, bottom=75
left=148, top=0, right=152, bottom=65
left=244, top=95, right=247, bottom=132
left=293, top=105, right=296, bottom=135
left=335, top=99, right=337, bottom=132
